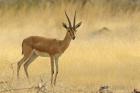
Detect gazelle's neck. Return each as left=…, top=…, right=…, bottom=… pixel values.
left=61, top=31, right=72, bottom=51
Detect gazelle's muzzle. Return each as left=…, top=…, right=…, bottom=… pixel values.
left=73, top=36, right=75, bottom=40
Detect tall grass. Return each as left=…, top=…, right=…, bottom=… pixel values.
left=0, top=0, right=140, bottom=16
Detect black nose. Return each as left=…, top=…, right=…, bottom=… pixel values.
left=73, top=37, right=75, bottom=40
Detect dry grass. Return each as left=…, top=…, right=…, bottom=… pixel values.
left=0, top=0, right=140, bottom=93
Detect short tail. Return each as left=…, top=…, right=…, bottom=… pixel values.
left=22, top=42, right=23, bottom=55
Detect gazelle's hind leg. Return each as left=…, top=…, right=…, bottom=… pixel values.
left=17, top=56, right=28, bottom=78
left=17, top=44, right=33, bottom=79
left=24, top=50, right=38, bottom=78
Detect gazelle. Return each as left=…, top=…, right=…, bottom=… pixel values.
left=17, top=11, right=82, bottom=85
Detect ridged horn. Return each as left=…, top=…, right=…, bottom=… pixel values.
left=73, top=11, right=76, bottom=29
left=65, top=11, right=72, bottom=28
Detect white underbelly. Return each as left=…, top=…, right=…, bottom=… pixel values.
left=34, top=50, right=50, bottom=57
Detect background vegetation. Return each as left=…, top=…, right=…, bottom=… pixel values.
left=0, top=0, right=140, bottom=93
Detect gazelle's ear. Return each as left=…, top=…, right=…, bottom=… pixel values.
left=62, top=22, right=68, bottom=29
left=75, top=22, right=82, bottom=29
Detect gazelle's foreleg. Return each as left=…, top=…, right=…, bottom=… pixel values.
left=50, top=56, right=54, bottom=85
left=54, top=57, right=59, bottom=85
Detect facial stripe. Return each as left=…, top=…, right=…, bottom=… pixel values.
left=69, top=31, right=73, bottom=38
left=70, top=29, right=75, bottom=39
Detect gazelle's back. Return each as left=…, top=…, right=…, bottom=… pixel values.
left=22, top=36, right=62, bottom=55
